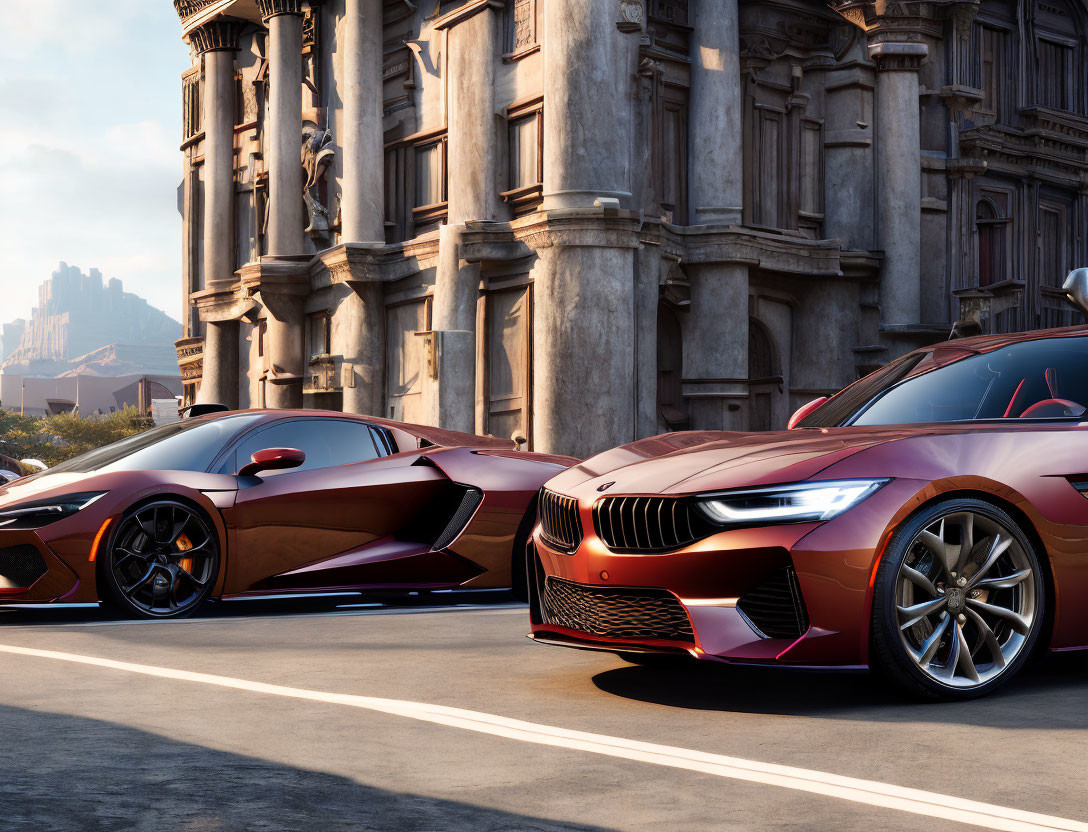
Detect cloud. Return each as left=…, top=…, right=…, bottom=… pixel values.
left=0, top=1, right=189, bottom=324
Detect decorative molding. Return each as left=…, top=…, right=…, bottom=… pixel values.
left=256, top=0, right=305, bottom=21
left=174, top=0, right=218, bottom=22
left=189, top=19, right=244, bottom=54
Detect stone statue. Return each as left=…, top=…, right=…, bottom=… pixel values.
left=302, top=127, right=336, bottom=243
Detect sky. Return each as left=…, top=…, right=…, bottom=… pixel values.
left=0, top=0, right=191, bottom=325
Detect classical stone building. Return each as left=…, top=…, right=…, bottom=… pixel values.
left=173, top=0, right=1088, bottom=458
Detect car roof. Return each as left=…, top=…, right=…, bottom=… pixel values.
left=192, top=409, right=514, bottom=450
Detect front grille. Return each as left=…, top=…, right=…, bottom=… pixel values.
left=594, top=496, right=704, bottom=553
left=539, top=489, right=582, bottom=552
left=432, top=487, right=483, bottom=550
left=541, top=577, right=694, bottom=642
left=737, top=567, right=810, bottom=640
left=0, top=545, right=47, bottom=589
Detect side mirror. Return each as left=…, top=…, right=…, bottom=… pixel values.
left=1063, top=268, right=1088, bottom=318
left=787, top=397, right=828, bottom=430
left=239, top=448, right=306, bottom=477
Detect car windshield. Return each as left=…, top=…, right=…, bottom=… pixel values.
left=799, top=336, right=1088, bottom=428
left=46, top=414, right=265, bottom=474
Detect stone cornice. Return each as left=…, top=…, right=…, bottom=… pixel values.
left=828, top=0, right=978, bottom=43
left=867, top=41, right=928, bottom=71
left=257, top=0, right=305, bottom=20
left=189, top=19, right=245, bottom=53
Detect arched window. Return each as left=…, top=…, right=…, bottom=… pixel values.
left=976, top=198, right=1009, bottom=286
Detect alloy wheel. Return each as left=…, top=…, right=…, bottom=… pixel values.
left=894, top=510, right=1038, bottom=690
left=108, top=502, right=218, bottom=617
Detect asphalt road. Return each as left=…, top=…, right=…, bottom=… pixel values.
left=0, top=593, right=1086, bottom=832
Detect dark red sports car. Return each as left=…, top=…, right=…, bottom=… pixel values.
left=0, top=410, right=575, bottom=618
left=528, top=324, right=1088, bottom=699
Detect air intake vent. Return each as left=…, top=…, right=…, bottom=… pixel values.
left=0, top=545, right=47, bottom=589
left=432, top=487, right=483, bottom=550
left=737, top=566, right=810, bottom=640
left=539, top=489, right=583, bottom=553
left=593, top=496, right=705, bottom=553
left=541, top=577, right=694, bottom=642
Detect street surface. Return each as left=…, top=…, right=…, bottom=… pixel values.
left=0, top=592, right=1085, bottom=831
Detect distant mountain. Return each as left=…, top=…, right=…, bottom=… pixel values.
left=0, top=263, right=181, bottom=378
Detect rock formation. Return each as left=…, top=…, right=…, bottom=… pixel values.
left=0, top=263, right=182, bottom=378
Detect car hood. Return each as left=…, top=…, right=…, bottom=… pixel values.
left=0, top=469, right=240, bottom=509
left=547, top=427, right=929, bottom=496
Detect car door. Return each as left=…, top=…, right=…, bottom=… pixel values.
left=218, top=417, right=449, bottom=593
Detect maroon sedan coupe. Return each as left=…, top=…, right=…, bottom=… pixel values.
left=529, top=325, right=1088, bottom=699
left=0, top=411, right=575, bottom=618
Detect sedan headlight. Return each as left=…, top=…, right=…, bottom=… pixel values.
left=0, top=492, right=106, bottom=530
left=694, top=480, right=888, bottom=527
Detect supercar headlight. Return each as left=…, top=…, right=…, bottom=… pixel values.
left=694, top=480, right=888, bottom=527
left=0, top=492, right=106, bottom=530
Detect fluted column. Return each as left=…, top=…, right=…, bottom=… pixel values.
left=260, top=0, right=305, bottom=255
left=258, top=0, right=305, bottom=408
left=341, top=0, right=385, bottom=241
left=689, top=0, right=743, bottom=224
left=339, top=0, right=387, bottom=416
left=193, top=19, right=242, bottom=408
left=871, top=41, right=927, bottom=327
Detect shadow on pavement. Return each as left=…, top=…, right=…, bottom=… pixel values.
left=0, top=704, right=611, bottom=832
left=590, top=651, right=1088, bottom=727
left=0, top=589, right=521, bottom=626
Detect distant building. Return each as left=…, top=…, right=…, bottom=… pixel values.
left=0, top=374, right=183, bottom=419
left=1, top=263, right=183, bottom=379
left=173, top=0, right=1088, bottom=458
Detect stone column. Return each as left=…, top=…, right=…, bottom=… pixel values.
left=689, top=0, right=743, bottom=225
left=542, top=0, right=630, bottom=210
left=871, top=42, right=927, bottom=328
left=533, top=240, right=638, bottom=457
left=258, top=0, right=305, bottom=408
left=682, top=263, right=749, bottom=431
left=261, top=0, right=306, bottom=255
left=338, top=0, right=387, bottom=415
left=446, top=7, right=500, bottom=224
left=340, top=0, right=385, bottom=242
left=427, top=6, right=501, bottom=431
left=426, top=225, right=477, bottom=433
left=192, top=19, right=243, bottom=408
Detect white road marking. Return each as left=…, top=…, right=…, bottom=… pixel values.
left=0, top=644, right=1082, bottom=832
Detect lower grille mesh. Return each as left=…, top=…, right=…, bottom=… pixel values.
left=737, top=567, right=810, bottom=640
left=0, top=545, right=47, bottom=589
left=541, top=577, right=694, bottom=642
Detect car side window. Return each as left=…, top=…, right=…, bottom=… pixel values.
left=219, top=419, right=382, bottom=475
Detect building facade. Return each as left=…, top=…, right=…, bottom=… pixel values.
left=173, top=0, right=1088, bottom=459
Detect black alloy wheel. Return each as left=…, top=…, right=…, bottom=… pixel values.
left=102, top=500, right=220, bottom=619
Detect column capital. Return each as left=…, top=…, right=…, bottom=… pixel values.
left=867, top=41, right=928, bottom=71
left=257, top=0, right=306, bottom=21
left=174, top=0, right=217, bottom=23
left=190, top=19, right=245, bottom=54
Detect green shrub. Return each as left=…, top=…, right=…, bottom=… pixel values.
left=0, top=407, right=152, bottom=467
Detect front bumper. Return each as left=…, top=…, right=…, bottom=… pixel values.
left=528, top=479, right=923, bottom=667
left=0, top=530, right=81, bottom=603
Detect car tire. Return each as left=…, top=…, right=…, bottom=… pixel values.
left=99, top=499, right=221, bottom=620
left=510, top=496, right=539, bottom=603
left=870, top=497, right=1046, bottom=701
